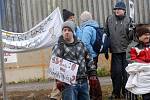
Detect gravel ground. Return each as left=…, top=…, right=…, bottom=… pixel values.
left=0, top=77, right=112, bottom=100
left=0, top=76, right=111, bottom=92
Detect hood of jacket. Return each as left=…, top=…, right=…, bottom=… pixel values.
left=80, top=20, right=99, bottom=29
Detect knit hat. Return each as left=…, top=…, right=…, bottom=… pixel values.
left=62, top=9, right=75, bottom=21
left=62, top=20, right=76, bottom=33
left=136, top=24, right=150, bottom=37
left=114, top=1, right=126, bottom=10
left=80, top=11, right=92, bottom=23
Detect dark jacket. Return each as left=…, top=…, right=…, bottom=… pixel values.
left=106, top=14, right=133, bottom=53
left=52, top=35, right=96, bottom=80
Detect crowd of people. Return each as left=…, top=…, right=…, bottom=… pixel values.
left=49, top=1, right=150, bottom=100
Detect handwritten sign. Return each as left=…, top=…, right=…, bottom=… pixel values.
left=48, top=56, right=79, bottom=85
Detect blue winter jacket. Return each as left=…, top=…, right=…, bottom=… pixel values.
left=80, top=20, right=99, bottom=58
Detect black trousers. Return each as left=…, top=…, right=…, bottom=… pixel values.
left=111, top=53, right=128, bottom=96
left=142, top=93, right=150, bottom=100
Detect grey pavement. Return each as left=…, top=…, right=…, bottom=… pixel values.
left=0, top=76, right=111, bottom=92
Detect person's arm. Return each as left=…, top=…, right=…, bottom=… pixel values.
left=126, top=46, right=144, bottom=63
left=51, top=40, right=65, bottom=91
left=126, top=44, right=135, bottom=63
left=52, top=37, right=64, bottom=57
left=104, top=16, right=111, bottom=60
left=84, top=48, right=98, bottom=87
left=126, top=17, right=135, bottom=41
left=104, top=16, right=111, bottom=37
left=144, top=48, right=150, bottom=63
left=75, top=26, right=82, bottom=40
left=130, top=48, right=137, bottom=60
left=84, top=49, right=97, bottom=76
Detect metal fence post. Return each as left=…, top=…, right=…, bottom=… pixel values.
left=0, top=0, right=8, bottom=99
left=0, top=30, right=8, bottom=100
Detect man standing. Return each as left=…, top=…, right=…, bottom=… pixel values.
left=50, top=10, right=81, bottom=100
left=52, top=20, right=97, bottom=100
left=105, top=1, right=133, bottom=99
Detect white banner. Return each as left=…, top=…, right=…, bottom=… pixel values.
left=48, top=56, right=79, bottom=85
left=2, top=7, right=63, bottom=53
left=4, top=52, right=17, bottom=63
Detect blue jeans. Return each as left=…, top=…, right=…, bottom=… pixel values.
left=62, top=79, right=90, bottom=100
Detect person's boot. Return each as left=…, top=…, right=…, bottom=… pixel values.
left=108, top=94, right=120, bottom=100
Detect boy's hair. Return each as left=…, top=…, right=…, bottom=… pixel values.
left=135, top=24, right=150, bottom=37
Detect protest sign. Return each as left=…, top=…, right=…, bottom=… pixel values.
left=48, top=56, right=79, bottom=85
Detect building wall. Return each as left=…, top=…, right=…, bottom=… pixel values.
left=1, top=0, right=150, bottom=32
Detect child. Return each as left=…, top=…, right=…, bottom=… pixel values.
left=126, top=24, right=150, bottom=100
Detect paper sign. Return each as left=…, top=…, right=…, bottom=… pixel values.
left=48, top=56, right=79, bottom=85
left=4, top=52, right=17, bottom=63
